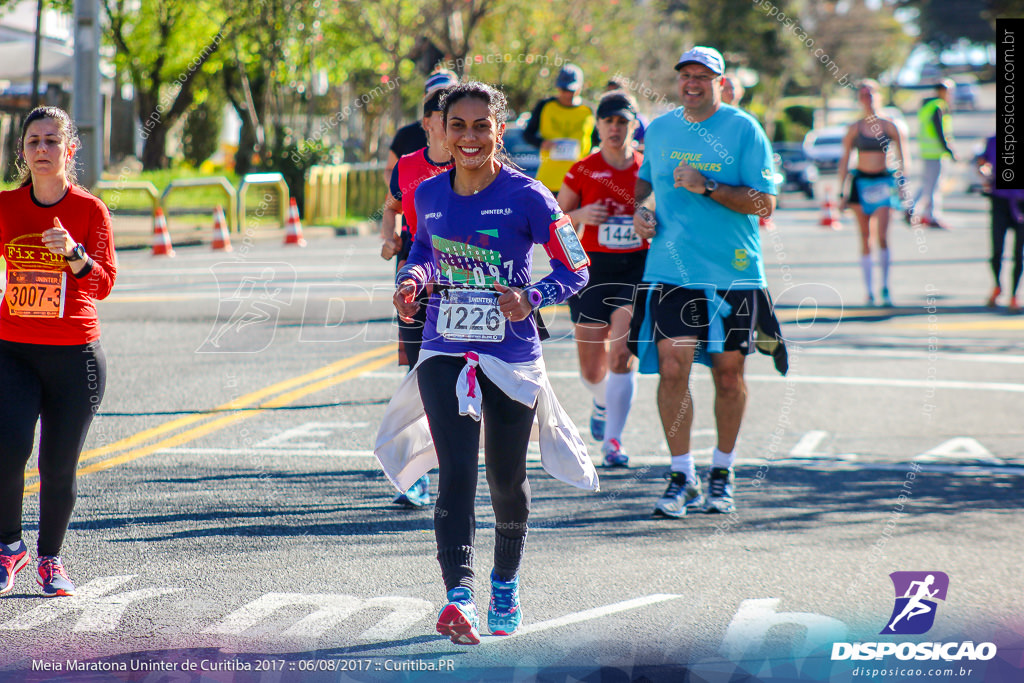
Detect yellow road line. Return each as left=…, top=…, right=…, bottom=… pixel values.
left=24, top=344, right=395, bottom=477
left=23, top=352, right=396, bottom=494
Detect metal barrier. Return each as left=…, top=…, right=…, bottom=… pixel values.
left=161, top=176, right=237, bottom=231
left=92, top=180, right=160, bottom=215
left=306, top=165, right=347, bottom=224
left=305, top=162, right=386, bottom=225
left=237, top=172, right=288, bottom=232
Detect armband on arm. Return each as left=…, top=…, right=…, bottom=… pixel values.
left=543, top=215, right=590, bottom=271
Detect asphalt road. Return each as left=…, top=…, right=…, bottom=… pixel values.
left=2, top=106, right=1022, bottom=683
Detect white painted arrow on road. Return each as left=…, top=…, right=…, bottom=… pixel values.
left=0, top=575, right=183, bottom=632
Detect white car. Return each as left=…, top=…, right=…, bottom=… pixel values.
left=802, top=126, right=847, bottom=172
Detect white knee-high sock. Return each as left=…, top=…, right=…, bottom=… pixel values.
left=581, top=375, right=607, bottom=408
left=861, top=254, right=874, bottom=297
left=603, top=370, right=637, bottom=445
left=879, top=248, right=891, bottom=290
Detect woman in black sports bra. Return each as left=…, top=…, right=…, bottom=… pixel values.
left=838, top=79, right=911, bottom=307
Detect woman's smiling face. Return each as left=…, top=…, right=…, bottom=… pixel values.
left=445, top=96, right=504, bottom=171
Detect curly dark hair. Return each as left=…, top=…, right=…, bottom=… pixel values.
left=439, top=81, right=518, bottom=169
left=15, top=106, right=81, bottom=188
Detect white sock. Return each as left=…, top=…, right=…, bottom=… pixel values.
left=603, top=370, right=636, bottom=446
left=879, top=248, right=891, bottom=291
left=670, top=453, right=697, bottom=482
left=712, top=447, right=736, bottom=469
left=860, top=254, right=874, bottom=298
left=581, top=375, right=607, bottom=409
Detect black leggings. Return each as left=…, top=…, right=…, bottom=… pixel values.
left=0, top=340, right=106, bottom=556
left=991, top=196, right=1024, bottom=296
left=417, top=354, right=535, bottom=591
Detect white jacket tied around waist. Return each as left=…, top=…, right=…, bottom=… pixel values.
left=374, top=349, right=600, bottom=493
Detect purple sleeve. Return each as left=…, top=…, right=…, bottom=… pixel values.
left=524, top=181, right=589, bottom=305
left=395, top=185, right=439, bottom=290
left=984, top=136, right=996, bottom=166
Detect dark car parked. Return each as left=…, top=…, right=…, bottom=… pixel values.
left=774, top=142, right=818, bottom=199
left=502, top=126, right=541, bottom=178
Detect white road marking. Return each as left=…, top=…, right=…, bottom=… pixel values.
left=479, top=593, right=683, bottom=645
left=0, top=576, right=182, bottom=632
left=160, top=447, right=376, bottom=457
left=915, top=437, right=1005, bottom=465
left=155, top=447, right=1022, bottom=475
left=789, top=430, right=829, bottom=457
left=365, top=370, right=1024, bottom=393
left=720, top=598, right=849, bottom=660
left=204, top=593, right=432, bottom=640
left=801, top=346, right=1024, bottom=365
left=254, top=421, right=369, bottom=448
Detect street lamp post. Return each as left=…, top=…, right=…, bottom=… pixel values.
left=73, top=0, right=103, bottom=189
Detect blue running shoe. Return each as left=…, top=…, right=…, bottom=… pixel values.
left=589, top=401, right=606, bottom=441
left=880, top=288, right=893, bottom=308
left=393, top=474, right=431, bottom=508
left=602, top=438, right=629, bottom=468
left=0, top=541, right=29, bottom=596
left=705, top=467, right=736, bottom=514
left=653, top=471, right=704, bottom=519
left=488, top=570, right=522, bottom=636
left=436, top=587, right=480, bottom=645
left=37, top=556, right=75, bottom=597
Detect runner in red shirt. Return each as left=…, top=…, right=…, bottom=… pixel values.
left=0, top=107, right=116, bottom=598
left=558, top=91, right=646, bottom=467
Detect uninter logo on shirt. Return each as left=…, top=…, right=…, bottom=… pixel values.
left=424, top=211, right=443, bottom=220
left=480, top=208, right=512, bottom=216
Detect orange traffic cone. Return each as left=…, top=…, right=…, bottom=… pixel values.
left=151, top=208, right=175, bottom=256
left=284, top=197, right=306, bottom=246
left=211, top=205, right=232, bottom=251
left=819, top=187, right=842, bottom=230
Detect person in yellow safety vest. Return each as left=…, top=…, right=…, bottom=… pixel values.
left=910, top=79, right=957, bottom=230
left=523, top=64, right=595, bottom=195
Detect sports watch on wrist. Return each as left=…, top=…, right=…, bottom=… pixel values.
left=526, top=287, right=543, bottom=310
left=65, top=243, right=86, bottom=262
left=703, top=178, right=719, bottom=197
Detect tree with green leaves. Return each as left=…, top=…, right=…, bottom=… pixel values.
left=103, top=0, right=230, bottom=170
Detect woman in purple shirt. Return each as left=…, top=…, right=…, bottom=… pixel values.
left=978, top=135, right=1023, bottom=312
left=392, top=82, right=589, bottom=644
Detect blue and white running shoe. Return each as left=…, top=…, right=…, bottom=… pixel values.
left=589, top=401, right=606, bottom=441
left=393, top=474, right=431, bottom=508
left=488, top=570, right=522, bottom=636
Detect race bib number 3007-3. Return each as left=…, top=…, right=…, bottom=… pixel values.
left=436, top=289, right=505, bottom=342
left=5, top=270, right=66, bottom=318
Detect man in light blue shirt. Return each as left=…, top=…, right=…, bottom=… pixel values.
left=631, top=45, right=778, bottom=519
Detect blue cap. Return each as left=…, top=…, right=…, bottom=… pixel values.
left=424, top=71, right=458, bottom=96
left=556, top=64, right=584, bottom=92
left=674, top=46, right=725, bottom=75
